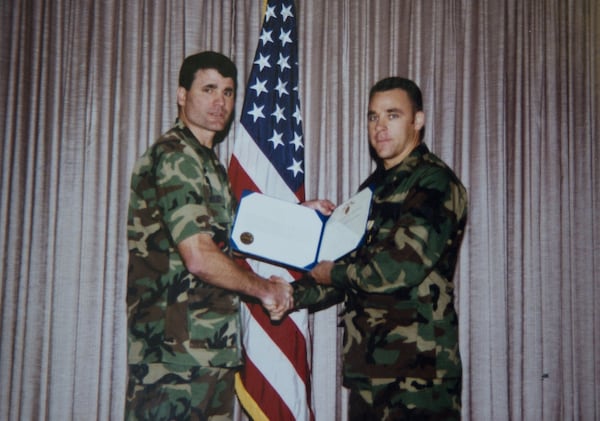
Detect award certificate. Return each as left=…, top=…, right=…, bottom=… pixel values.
left=231, top=188, right=372, bottom=270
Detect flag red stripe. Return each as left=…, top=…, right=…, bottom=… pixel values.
left=294, top=184, right=306, bottom=202
left=241, top=349, right=295, bottom=420
left=228, top=156, right=260, bottom=200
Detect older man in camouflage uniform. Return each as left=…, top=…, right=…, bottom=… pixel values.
left=126, top=51, right=293, bottom=420
left=290, top=77, right=468, bottom=420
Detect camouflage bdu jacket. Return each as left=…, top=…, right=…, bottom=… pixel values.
left=293, top=143, right=467, bottom=386
left=127, top=119, right=242, bottom=369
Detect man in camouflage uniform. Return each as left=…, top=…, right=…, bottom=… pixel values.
left=126, top=51, right=293, bottom=420
left=289, top=77, right=468, bottom=420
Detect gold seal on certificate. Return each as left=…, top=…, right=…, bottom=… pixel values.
left=231, top=188, right=373, bottom=270
left=240, top=232, right=254, bottom=245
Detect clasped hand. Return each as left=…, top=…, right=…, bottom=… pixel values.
left=261, top=276, right=293, bottom=321
left=261, top=258, right=335, bottom=321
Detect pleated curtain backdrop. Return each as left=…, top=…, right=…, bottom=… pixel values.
left=0, top=1, right=598, bottom=420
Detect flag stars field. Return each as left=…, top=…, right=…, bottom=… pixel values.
left=275, top=79, right=288, bottom=97
left=237, top=0, right=306, bottom=195
left=291, top=132, right=303, bottom=151
left=260, top=29, right=273, bottom=45
left=264, top=4, right=276, bottom=21
left=254, top=53, right=271, bottom=71
left=277, top=53, right=291, bottom=71
left=287, top=158, right=303, bottom=177
left=250, top=78, right=268, bottom=96
left=293, top=106, right=302, bottom=124
left=279, top=29, right=292, bottom=46
left=268, top=130, right=284, bottom=149
left=271, top=104, right=286, bottom=122
left=247, top=103, right=265, bottom=123
left=280, top=4, right=293, bottom=21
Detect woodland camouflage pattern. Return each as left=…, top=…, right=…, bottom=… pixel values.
left=126, top=120, right=240, bottom=418
left=293, top=143, right=467, bottom=416
left=126, top=364, right=235, bottom=420
left=348, top=376, right=462, bottom=420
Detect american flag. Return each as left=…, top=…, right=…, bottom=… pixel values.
left=228, top=1, right=314, bottom=420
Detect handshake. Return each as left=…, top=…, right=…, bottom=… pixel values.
left=258, top=259, right=335, bottom=321
left=260, top=276, right=295, bottom=321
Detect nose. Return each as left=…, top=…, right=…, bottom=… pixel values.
left=214, top=93, right=226, bottom=106
left=374, top=117, right=386, bottom=132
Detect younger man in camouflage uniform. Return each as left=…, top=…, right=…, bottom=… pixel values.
left=289, top=77, right=468, bottom=420
left=126, top=51, right=293, bottom=420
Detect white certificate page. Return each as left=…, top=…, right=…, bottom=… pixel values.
left=231, top=188, right=372, bottom=270
left=231, top=193, right=324, bottom=269
left=317, top=187, right=373, bottom=261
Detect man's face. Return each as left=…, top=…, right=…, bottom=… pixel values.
left=177, top=68, right=235, bottom=146
left=367, top=88, right=424, bottom=169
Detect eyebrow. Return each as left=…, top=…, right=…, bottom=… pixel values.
left=385, top=107, right=402, bottom=113
left=201, top=83, right=234, bottom=92
left=367, top=107, right=403, bottom=114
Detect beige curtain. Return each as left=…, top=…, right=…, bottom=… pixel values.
left=1, top=1, right=598, bottom=420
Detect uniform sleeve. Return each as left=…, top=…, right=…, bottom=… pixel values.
left=331, top=166, right=467, bottom=294
left=154, top=146, right=213, bottom=244
left=292, top=276, right=345, bottom=310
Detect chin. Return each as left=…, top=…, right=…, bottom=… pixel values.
left=209, top=122, right=227, bottom=132
left=374, top=149, right=390, bottom=160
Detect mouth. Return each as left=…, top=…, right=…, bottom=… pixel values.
left=209, top=110, right=228, bottom=120
left=373, top=135, right=390, bottom=146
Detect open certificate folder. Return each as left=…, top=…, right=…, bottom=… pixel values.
left=231, top=188, right=373, bottom=270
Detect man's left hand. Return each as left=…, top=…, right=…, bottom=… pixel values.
left=301, top=199, right=336, bottom=216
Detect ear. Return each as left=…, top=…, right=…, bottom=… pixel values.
left=177, top=86, right=187, bottom=108
left=414, top=111, right=425, bottom=131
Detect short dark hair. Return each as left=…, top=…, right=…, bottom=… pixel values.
left=178, top=51, right=237, bottom=91
left=369, top=77, right=423, bottom=114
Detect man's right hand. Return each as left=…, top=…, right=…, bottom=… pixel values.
left=262, top=276, right=293, bottom=321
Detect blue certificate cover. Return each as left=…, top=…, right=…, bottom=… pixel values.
left=231, top=188, right=372, bottom=270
